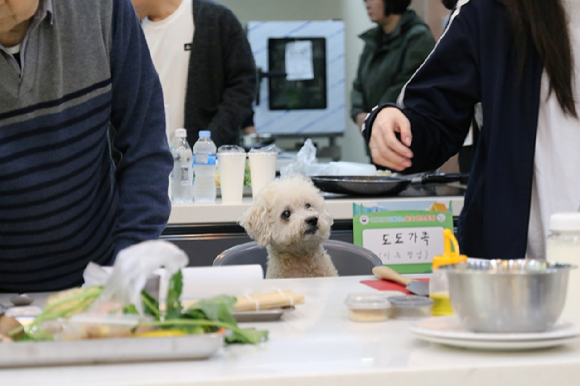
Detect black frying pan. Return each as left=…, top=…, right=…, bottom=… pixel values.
left=310, top=173, right=468, bottom=196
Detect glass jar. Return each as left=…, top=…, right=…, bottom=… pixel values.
left=546, top=213, right=580, bottom=323
left=429, top=269, right=454, bottom=316
left=546, top=213, right=580, bottom=261
left=429, top=229, right=467, bottom=316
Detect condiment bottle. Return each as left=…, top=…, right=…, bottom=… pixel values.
left=546, top=212, right=580, bottom=323
left=430, top=229, right=467, bottom=316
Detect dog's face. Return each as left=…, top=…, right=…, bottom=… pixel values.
left=239, top=175, right=333, bottom=253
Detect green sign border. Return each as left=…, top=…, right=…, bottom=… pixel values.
left=353, top=209, right=453, bottom=274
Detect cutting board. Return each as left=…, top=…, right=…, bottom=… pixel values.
left=360, top=278, right=429, bottom=295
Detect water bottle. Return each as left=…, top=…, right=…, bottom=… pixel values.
left=193, top=130, right=217, bottom=202
left=170, top=128, right=194, bottom=203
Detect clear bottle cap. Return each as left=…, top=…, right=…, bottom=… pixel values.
left=550, top=213, right=580, bottom=231
left=175, top=128, right=187, bottom=138
left=199, top=130, right=211, bottom=138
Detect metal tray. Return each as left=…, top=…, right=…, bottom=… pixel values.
left=0, top=332, right=225, bottom=368
left=232, top=307, right=293, bottom=323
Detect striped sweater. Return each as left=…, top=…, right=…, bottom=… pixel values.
left=0, top=0, right=173, bottom=292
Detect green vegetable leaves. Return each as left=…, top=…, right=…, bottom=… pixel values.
left=166, top=270, right=184, bottom=320
left=244, top=162, right=251, bottom=186
left=182, top=295, right=268, bottom=344
left=134, top=271, right=268, bottom=345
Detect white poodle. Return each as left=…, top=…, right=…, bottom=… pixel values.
left=239, top=175, right=338, bottom=279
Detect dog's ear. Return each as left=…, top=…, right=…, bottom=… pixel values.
left=239, top=204, right=272, bottom=247
left=322, top=207, right=334, bottom=227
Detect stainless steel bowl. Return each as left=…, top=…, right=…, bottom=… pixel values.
left=441, top=260, right=574, bottom=333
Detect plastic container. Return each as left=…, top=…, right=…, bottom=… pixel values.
left=547, top=212, right=580, bottom=323
left=344, top=293, right=391, bottom=322
left=193, top=130, right=217, bottom=202
left=429, top=229, right=467, bottom=316
left=54, top=313, right=144, bottom=340
left=170, top=128, right=194, bottom=204
left=387, top=295, right=434, bottom=320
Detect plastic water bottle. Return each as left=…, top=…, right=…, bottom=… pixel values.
left=170, top=128, right=194, bottom=203
left=193, top=130, right=217, bottom=202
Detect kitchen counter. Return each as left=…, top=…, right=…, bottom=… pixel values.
left=3, top=276, right=579, bottom=386
left=163, top=185, right=466, bottom=266
left=168, top=185, right=466, bottom=225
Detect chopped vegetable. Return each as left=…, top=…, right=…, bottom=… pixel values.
left=133, top=273, right=268, bottom=345
left=0, top=316, right=23, bottom=339
left=10, top=286, right=103, bottom=341
left=133, top=329, right=188, bottom=338
left=10, top=270, right=268, bottom=345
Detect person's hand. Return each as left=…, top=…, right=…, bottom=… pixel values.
left=356, top=112, right=368, bottom=130
left=368, top=107, right=414, bottom=171
left=243, top=125, right=256, bottom=135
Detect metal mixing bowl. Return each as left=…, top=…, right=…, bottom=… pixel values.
left=440, top=260, right=574, bottom=333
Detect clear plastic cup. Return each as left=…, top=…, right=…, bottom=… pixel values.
left=248, top=145, right=278, bottom=198
left=217, top=145, right=247, bottom=204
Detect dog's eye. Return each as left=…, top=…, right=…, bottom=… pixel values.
left=281, top=210, right=291, bottom=220
left=305, top=203, right=311, bottom=209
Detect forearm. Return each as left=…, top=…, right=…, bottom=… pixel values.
left=109, top=0, right=173, bottom=254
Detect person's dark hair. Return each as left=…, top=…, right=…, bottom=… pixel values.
left=505, top=0, right=577, bottom=117
left=441, top=0, right=457, bottom=11
left=383, top=0, right=411, bottom=16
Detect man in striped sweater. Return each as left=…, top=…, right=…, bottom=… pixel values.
left=0, top=0, right=173, bottom=292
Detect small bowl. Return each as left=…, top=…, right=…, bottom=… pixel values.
left=344, top=293, right=391, bottom=322
left=387, top=295, right=434, bottom=320
left=441, top=259, right=574, bottom=333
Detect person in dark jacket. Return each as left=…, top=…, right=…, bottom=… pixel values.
left=363, top=0, right=579, bottom=260
left=131, top=0, right=256, bottom=148
left=351, top=0, right=435, bottom=131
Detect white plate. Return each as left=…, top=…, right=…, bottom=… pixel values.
left=409, top=316, right=580, bottom=342
left=413, top=334, right=578, bottom=351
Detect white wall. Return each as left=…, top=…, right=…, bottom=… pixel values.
left=216, top=0, right=342, bottom=21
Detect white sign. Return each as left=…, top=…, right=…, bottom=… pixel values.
left=362, top=227, right=445, bottom=264
left=285, top=40, right=314, bottom=81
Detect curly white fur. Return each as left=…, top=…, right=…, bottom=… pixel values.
left=239, top=175, right=338, bottom=279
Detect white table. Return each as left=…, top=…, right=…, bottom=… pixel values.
left=2, top=276, right=580, bottom=386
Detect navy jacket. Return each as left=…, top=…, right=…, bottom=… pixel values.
left=363, top=0, right=543, bottom=259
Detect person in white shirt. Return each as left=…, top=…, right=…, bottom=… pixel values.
left=131, top=0, right=256, bottom=147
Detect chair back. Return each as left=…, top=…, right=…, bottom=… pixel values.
left=213, top=239, right=382, bottom=277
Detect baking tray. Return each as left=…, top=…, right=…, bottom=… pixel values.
left=232, top=307, right=294, bottom=323
left=0, top=332, right=225, bottom=368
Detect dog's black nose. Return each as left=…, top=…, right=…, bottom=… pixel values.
left=305, top=216, right=318, bottom=226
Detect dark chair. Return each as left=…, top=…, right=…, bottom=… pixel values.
left=213, top=239, right=382, bottom=277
